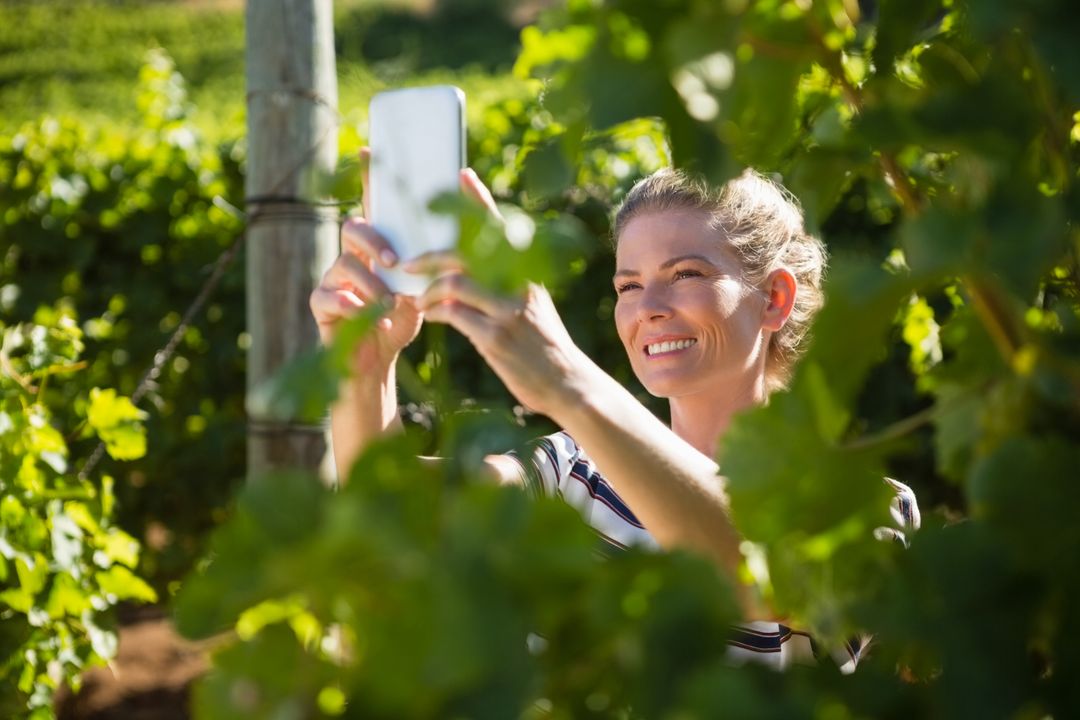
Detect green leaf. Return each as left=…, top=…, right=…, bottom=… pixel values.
left=431, top=193, right=592, bottom=296
left=522, top=139, right=575, bottom=199
left=248, top=307, right=381, bottom=424
left=86, top=387, right=144, bottom=428
left=0, top=496, right=27, bottom=531
left=967, top=435, right=1080, bottom=578
left=191, top=623, right=331, bottom=720
left=174, top=470, right=328, bottom=639
left=799, top=256, right=915, bottom=404
left=0, top=588, right=33, bottom=614
left=0, top=615, right=33, bottom=667
left=247, top=346, right=339, bottom=424
left=513, top=24, right=597, bottom=80
left=785, top=147, right=867, bottom=235
left=25, top=414, right=65, bottom=462
left=44, top=572, right=90, bottom=618
left=234, top=594, right=312, bottom=641
left=15, top=554, right=47, bottom=598
left=872, top=0, right=947, bottom=71
left=95, top=565, right=157, bottom=603
left=900, top=294, right=942, bottom=374
left=99, top=527, right=140, bottom=569
left=86, top=387, right=147, bottom=460
left=868, top=523, right=1040, bottom=718
left=722, top=257, right=913, bottom=634
left=930, top=382, right=984, bottom=482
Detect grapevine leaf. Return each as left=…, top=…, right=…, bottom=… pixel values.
left=431, top=193, right=591, bottom=296
left=44, top=572, right=90, bottom=619
left=95, top=565, right=157, bottom=603
left=967, top=435, right=1080, bottom=578
left=100, top=528, right=140, bottom=569
left=86, top=388, right=147, bottom=461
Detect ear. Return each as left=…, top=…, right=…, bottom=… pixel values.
left=761, top=268, right=796, bottom=332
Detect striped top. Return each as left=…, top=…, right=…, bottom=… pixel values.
left=508, top=430, right=921, bottom=672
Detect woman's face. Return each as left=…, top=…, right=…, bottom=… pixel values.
left=613, top=208, right=770, bottom=399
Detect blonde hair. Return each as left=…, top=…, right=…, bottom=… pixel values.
left=612, top=168, right=827, bottom=392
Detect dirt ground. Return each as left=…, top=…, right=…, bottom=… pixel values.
left=55, top=606, right=208, bottom=720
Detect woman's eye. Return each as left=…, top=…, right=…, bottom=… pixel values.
left=674, top=269, right=703, bottom=280
left=615, top=282, right=641, bottom=294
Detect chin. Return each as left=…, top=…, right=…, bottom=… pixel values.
left=638, top=373, right=694, bottom=399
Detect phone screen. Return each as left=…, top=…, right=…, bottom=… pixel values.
left=368, top=85, right=465, bottom=295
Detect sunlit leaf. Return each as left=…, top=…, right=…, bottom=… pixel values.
left=95, top=565, right=157, bottom=603
left=86, top=387, right=147, bottom=460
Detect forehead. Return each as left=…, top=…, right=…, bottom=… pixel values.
left=615, top=208, right=735, bottom=268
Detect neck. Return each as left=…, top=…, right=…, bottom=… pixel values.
left=668, top=373, right=766, bottom=457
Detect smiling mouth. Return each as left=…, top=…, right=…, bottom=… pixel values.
left=645, top=339, right=697, bottom=356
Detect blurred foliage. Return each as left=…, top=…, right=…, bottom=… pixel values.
left=177, top=0, right=1080, bottom=718
left=0, top=307, right=155, bottom=719
left=3, top=0, right=1079, bottom=717
left=175, top=434, right=765, bottom=719
left=1, top=49, right=248, bottom=589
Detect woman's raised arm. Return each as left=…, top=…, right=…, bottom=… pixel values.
left=309, top=149, right=424, bottom=480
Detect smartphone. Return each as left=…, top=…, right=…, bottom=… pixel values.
left=368, top=85, right=466, bottom=295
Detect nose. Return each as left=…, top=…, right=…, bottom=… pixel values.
left=637, top=283, right=674, bottom=322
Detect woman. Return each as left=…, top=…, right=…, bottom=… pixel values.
left=310, top=155, right=918, bottom=670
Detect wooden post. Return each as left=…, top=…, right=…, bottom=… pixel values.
left=245, top=0, right=339, bottom=478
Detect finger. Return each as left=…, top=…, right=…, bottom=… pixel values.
left=310, top=286, right=365, bottom=326
left=423, top=299, right=494, bottom=345
left=326, top=252, right=393, bottom=302
left=419, top=273, right=510, bottom=320
left=401, top=249, right=465, bottom=275
left=359, top=146, right=372, bottom=219
left=341, top=216, right=398, bottom=268
left=460, top=168, right=501, bottom=217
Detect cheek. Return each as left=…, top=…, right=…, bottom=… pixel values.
left=700, top=283, right=748, bottom=325
left=682, top=287, right=734, bottom=329
left=613, top=302, right=636, bottom=347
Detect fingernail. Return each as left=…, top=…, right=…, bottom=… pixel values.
left=380, top=249, right=398, bottom=267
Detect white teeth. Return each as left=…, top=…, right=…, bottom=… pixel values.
left=646, top=339, right=696, bottom=356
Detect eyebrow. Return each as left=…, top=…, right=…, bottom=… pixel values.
left=612, top=254, right=716, bottom=280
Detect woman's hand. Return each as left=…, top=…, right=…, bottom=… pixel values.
left=421, top=276, right=590, bottom=418
left=424, top=275, right=595, bottom=420
left=310, top=218, right=423, bottom=375
left=309, top=147, right=422, bottom=377
left=413, top=170, right=592, bottom=418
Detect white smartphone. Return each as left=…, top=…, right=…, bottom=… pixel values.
left=368, top=85, right=466, bottom=295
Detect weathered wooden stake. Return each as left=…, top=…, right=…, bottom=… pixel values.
left=245, top=0, right=339, bottom=479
